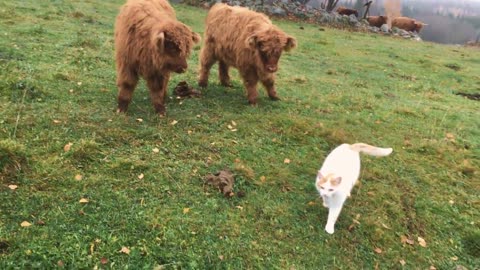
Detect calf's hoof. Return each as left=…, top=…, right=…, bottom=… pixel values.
left=154, top=104, right=166, bottom=117
left=198, top=80, right=208, bottom=88
left=269, top=95, right=281, bottom=101
left=221, top=81, right=233, bottom=87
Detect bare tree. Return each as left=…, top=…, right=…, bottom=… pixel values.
left=320, top=0, right=341, bottom=12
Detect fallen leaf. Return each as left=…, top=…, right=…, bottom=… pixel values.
left=399, top=259, right=406, bottom=266
left=170, top=120, right=178, bottom=125
left=284, top=158, right=291, bottom=164
left=53, top=119, right=61, bottom=124
left=183, top=208, right=190, bottom=214
left=236, top=205, right=244, bottom=210
left=36, top=220, right=46, bottom=226
left=374, top=247, right=382, bottom=254
left=260, top=176, right=266, bottom=183
left=429, top=266, right=436, bottom=270
left=64, top=142, right=73, bottom=152
left=381, top=223, right=390, bottom=229
left=100, top=257, right=108, bottom=265
left=231, top=120, right=237, bottom=126
left=77, top=82, right=82, bottom=86
left=74, top=174, right=83, bottom=181
left=445, top=133, right=455, bottom=141
left=307, top=201, right=316, bottom=206
left=449, top=200, right=454, bottom=205
left=79, top=198, right=89, bottom=204
left=136, top=118, right=143, bottom=123
left=138, top=173, right=144, bottom=180
left=21, top=221, right=32, bottom=227
left=57, top=260, right=64, bottom=267
left=120, top=246, right=130, bottom=255
left=8, top=185, right=18, bottom=190
left=418, top=236, right=427, bottom=247
left=227, top=124, right=233, bottom=130
left=451, top=256, right=458, bottom=261
left=187, top=130, right=193, bottom=135
left=152, top=148, right=160, bottom=153
left=400, top=235, right=415, bottom=245
left=218, top=255, right=224, bottom=260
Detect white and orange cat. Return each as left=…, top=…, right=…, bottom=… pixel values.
left=315, top=143, right=393, bottom=234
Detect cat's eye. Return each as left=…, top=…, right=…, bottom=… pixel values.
left=328, top=189, right=334, bottom=192
left=320, top=187, right=324, bottom=189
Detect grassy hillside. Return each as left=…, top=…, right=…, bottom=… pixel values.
left=1, top=0, right=479, bottom=268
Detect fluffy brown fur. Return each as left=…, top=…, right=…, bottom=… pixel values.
left=198, top=4, right=296, bottom=105
left=392, top=16, right=427, bottom=33
left=367, top=15, right=388, bottom=28
left=336, top=6, right=358, bottom=17
left=114, top=0, right=201, bottom=116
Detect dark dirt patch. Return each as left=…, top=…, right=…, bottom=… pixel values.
left=205, top=169, right=235, bottom=197
left=455, top=92, right=480, bottom=101
left=0, top=240, right=10, bottom=254
left=173, top=81, right=201, bottom=98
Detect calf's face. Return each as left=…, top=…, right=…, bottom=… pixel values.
left=248, top=31, right=296, bottom=73
left=155, top=30, right=201, bottom=73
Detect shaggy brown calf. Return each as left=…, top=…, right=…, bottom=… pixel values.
left=114, top=0, right=200, bottom=116
left=336, top=6, right=359, bottom=17
left=392, top=16, right=427, bottom=33
left=367, top=15, right=388, bottom=27
left=198, top=4, right=296, bottom=105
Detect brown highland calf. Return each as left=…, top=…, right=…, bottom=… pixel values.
left=114, top=0, right=201, bottom=116
left=367, top=15, right=388, bottom=28
left=392, top=16, right=427, bottom=33
left=198, top=4, right=296, bottom=105
left=336, top=6, right=359, bottom=17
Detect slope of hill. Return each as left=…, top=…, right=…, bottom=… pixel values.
left=0, top=0, right=479, bottom=268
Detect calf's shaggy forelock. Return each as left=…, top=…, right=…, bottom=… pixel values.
left=199, top=4, right=296, bottom=105
left=114, top=0, right=200, bottom=116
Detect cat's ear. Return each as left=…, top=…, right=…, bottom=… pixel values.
left=331, top=177, right=342, bottom=186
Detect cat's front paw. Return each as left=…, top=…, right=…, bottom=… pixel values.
left=325, top=225, right=334, bottom=234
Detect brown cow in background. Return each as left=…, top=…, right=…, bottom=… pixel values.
left=367, top=15, right=388, bottom=27
left=199, top=4, right=296, bottom=105
left=114, top=0, right=201, bottom=116
left=336, top=6, right=359, bottom=17
left=392, top=16, right=427, bottom=32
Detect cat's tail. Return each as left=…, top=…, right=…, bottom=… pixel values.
left=349, top=143, right=393, bottom=157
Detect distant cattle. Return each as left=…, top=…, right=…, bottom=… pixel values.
left=367, top=15, right=388, bottom=28
left=336, top=6, right=359, bottom=17
left=199, top=4, right=296, bottom=105
left=114, top=0, right=201, bottom=116
left=392, top=16, right=427, bottom=33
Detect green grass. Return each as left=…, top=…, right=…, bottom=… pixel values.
left=1, top=0, right=479, bottom=268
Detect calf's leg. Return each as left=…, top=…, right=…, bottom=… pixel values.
left=219, top=61, right=232, bottom=87
left=147, top=75, right=169, bottom=116
left=241, top=70, right=259, bottom=105
left=198, top=44, right=216, bottom=88
left=261, top=76, right=280, bottom=101
left=116, top=68, right=139, bottom=113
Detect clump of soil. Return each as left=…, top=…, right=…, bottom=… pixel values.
left=205, top=169, right=235, bottom=197
left=173, top=81, right=201, bottom=98
left=455, top=92, right=480, bottom=101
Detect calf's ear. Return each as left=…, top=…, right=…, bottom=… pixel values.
left=247, top=34, right=258, bottom=49
left=284, top=36, right=297, bottom=52
left=192, top=32, right=201, bottom=44
left=155, top=32, right=166, bottom=53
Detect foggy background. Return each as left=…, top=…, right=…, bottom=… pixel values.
left=310, top=0, right=480, bottom=44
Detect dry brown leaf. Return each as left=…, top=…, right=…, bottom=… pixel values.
left=307, top=201, right=316, bottom=206
left=429, top=266, right=436, bottom=270
left=120, top=246, right=130, bottom=255
left=64, top=142, right=73, bottom=152
left=418, top=236, right=427, bottom=247
left=284, top=158, right=291, bottom=164
left=231, top=120, right=237, bottom=126
left=152, top=148, right=160, bottom=153
left=374, top=247, right=382, bottom=254
left=445, top=133, right=455, bottom=141
left=399, top=259, right=406, bottom=266
left=227, top=124, right=233, bottom=130
left=138, top=173, right=144, bottom=180
left=8, top=184, right=18, bottom=190
left=136, top=118, right=143, bottom=123
left=79, top=198, right=89, bottom=204
left=100, top=257, right=108, bottom=265
left=183, top=208, right=190, bottom=214
left=451, top=256, right=458, bottom=261
left=53, top=120, right=61, bottom=124
left=74, top=174, right=83, bottom=181
left=449, top=200, right=454, bottom=205
left=260, top=176, right=266, bottom=183
left=236, top=205, right=244, bottom=210
left=218, top=255, right=224, bottom=260
left=170, top=120, right=178, bottom=125
left=21, top=221, right=32, bottom=227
